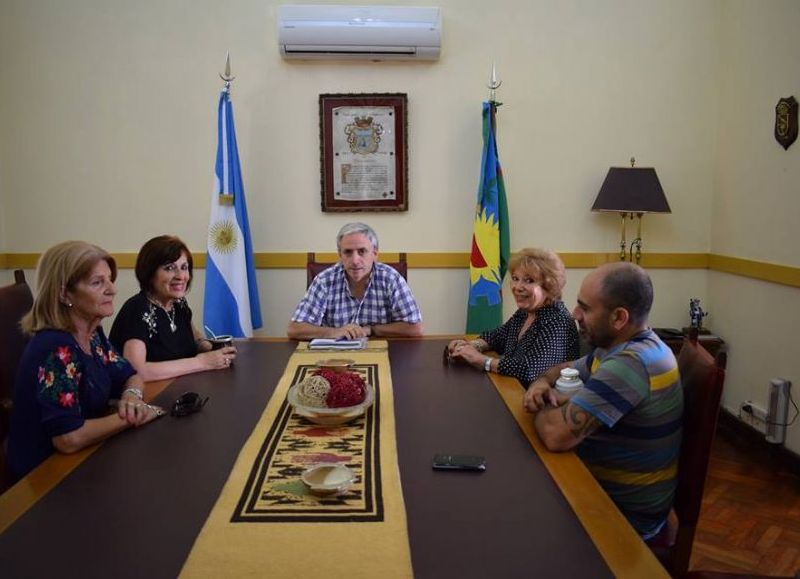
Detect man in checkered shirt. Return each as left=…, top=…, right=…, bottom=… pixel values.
left=287, top=223, right=424, bottom=340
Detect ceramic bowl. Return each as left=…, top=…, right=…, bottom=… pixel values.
left=301, top=463, right=356, bottom=496
left=287, top=383, right=375, bottom=426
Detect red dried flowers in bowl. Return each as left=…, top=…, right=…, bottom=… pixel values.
left=287, top=368, right=374, bottom=425
left=313, top=368, right=366, bottom=408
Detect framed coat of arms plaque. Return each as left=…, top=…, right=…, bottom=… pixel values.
left=319, top=93, right=408, bottom=212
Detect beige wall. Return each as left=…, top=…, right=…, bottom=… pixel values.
left=711, top=1, right=800, bottom=451
left=0, top=0, right=718, bottom=321
left=0, top=0, right=718, bottom=255
left=1, top=1, right=798, bottom=451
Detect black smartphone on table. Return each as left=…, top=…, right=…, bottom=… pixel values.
left=432, top=454, right=486, bottom=472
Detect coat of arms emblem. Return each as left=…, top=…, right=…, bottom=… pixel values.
left=345, top=116, right=384, bottom=155
left=775, top=96, right=798, bottom=151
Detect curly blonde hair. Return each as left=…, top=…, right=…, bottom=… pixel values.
left=508, top=248, right=566, bottom=305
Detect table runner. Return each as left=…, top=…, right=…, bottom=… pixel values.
left=180, top=341, right=413, bottom=578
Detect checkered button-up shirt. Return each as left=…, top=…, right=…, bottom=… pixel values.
left=291, top=262, right=422, bottom=328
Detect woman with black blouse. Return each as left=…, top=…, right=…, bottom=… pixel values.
left=110, top=235, right=236, bottom=381
left=448, top=248, right=579, bottom=386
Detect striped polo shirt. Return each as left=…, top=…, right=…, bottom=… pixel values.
left=570, top=328, right=683, bottom=538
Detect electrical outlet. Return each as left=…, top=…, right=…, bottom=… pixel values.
left=739, top=400, right=767, bottom=433
left=749, top=403, right=768, bottom=432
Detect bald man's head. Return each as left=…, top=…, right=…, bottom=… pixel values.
left=592, top=262, right=654, bottom=327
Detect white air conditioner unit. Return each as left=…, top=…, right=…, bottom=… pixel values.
left=278, top=5, right=441, bottom=61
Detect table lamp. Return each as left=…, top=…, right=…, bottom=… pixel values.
left=591, top=157, right=671, bottom=263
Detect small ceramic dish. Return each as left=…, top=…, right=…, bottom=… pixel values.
left=301, top=463, right=356, bottom=496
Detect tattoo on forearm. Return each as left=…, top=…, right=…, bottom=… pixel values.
left=561, top=403, right=599, bottom=439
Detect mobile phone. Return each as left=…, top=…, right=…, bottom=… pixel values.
left=432, top=454, right=486, bottom=472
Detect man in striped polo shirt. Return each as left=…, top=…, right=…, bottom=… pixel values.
left=524, top=262, right=683, bottom=539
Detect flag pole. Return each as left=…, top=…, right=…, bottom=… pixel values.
left=487, top=62, right=502, bottom=140
left=219, top=52, right=235, bottom=94
left=487, top=62, right=502, bottom=107
left=218, top=53, right=235, bottom=206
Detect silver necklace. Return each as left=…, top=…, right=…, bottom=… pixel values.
left=164, top=307, right=177, bottom=333
left=148, top=297, right=177, bottom=333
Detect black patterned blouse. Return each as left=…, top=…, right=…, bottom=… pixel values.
left=110, top=291, right=197, bottom=362
left=479, top=301, right=579, bottom=386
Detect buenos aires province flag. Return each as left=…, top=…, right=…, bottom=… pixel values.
left=203, top=89, right=262, bottom=337
left=466, top=102, right=510, bottom=334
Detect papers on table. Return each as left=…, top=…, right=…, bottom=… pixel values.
left=309, top=337, right=368, bottom=350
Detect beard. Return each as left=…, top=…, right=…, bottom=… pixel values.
left=580, top=322, right=615, bottom=349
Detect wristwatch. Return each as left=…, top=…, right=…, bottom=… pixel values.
left=484, top=357, right=492, bottom=372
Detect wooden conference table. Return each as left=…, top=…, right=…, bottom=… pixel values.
left=0, top=339, right=666, bottom=578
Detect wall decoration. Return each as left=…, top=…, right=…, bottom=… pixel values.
left=319, top=93, right=408, bottom=212
left=775, top=96, right=798, bottom=150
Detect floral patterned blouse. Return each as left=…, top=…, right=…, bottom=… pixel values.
left=7, top=327, right=136, bottom=481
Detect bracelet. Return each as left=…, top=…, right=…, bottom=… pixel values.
left=123, top=387, right=143, bottom=400
left=470, top=340, right=485, bottom=352
left=484, top=357, right=492, bottom=372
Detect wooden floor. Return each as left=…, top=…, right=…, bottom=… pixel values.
left=690, top=428, right=800, bottom=576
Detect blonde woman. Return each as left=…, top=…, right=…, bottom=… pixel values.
left=7, top=241, right=163, bottom=482
left=448, top=248, right=579, bottom=385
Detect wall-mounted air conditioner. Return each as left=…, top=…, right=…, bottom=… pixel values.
left=278, top=5, right=441, bottom=61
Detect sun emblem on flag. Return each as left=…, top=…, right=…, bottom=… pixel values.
left=209, top=220, right=238, bottom=254
left=468, top=207, right=502, bottom=306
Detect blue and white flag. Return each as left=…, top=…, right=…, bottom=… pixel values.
left=203, top=89, right=262, bottom=337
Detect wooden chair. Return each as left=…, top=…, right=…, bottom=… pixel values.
left=0, top=270, right=34, bottom=492
left=649, top=328, right=726, bottom=577
left=306, top=251, right=408, bottom=288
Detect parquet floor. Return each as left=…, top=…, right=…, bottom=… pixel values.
left=690, top=431, right=800, bottom=576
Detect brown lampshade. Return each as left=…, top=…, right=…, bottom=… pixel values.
left=591, top=167, right=671, bottom=214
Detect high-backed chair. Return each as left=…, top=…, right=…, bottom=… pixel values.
left=306, top=251, right=408, bottom=289
left=649, top=328, right=726, bottom=577
left=0, top=270, right=34, bottom=492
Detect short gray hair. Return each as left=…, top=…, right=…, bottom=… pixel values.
left=336, top=222, right=379, bottom=251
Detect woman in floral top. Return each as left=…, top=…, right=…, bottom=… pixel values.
left=109, top=235, right=236, bottom=381
left=447, top=248, right=579, bottom=386
left=7, top=241, right=164, bottom=482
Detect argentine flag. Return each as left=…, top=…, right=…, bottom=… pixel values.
left=203, top=89, right=262, bottom=337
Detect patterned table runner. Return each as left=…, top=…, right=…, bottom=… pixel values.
left=180, top=341, right=413, bottom=578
